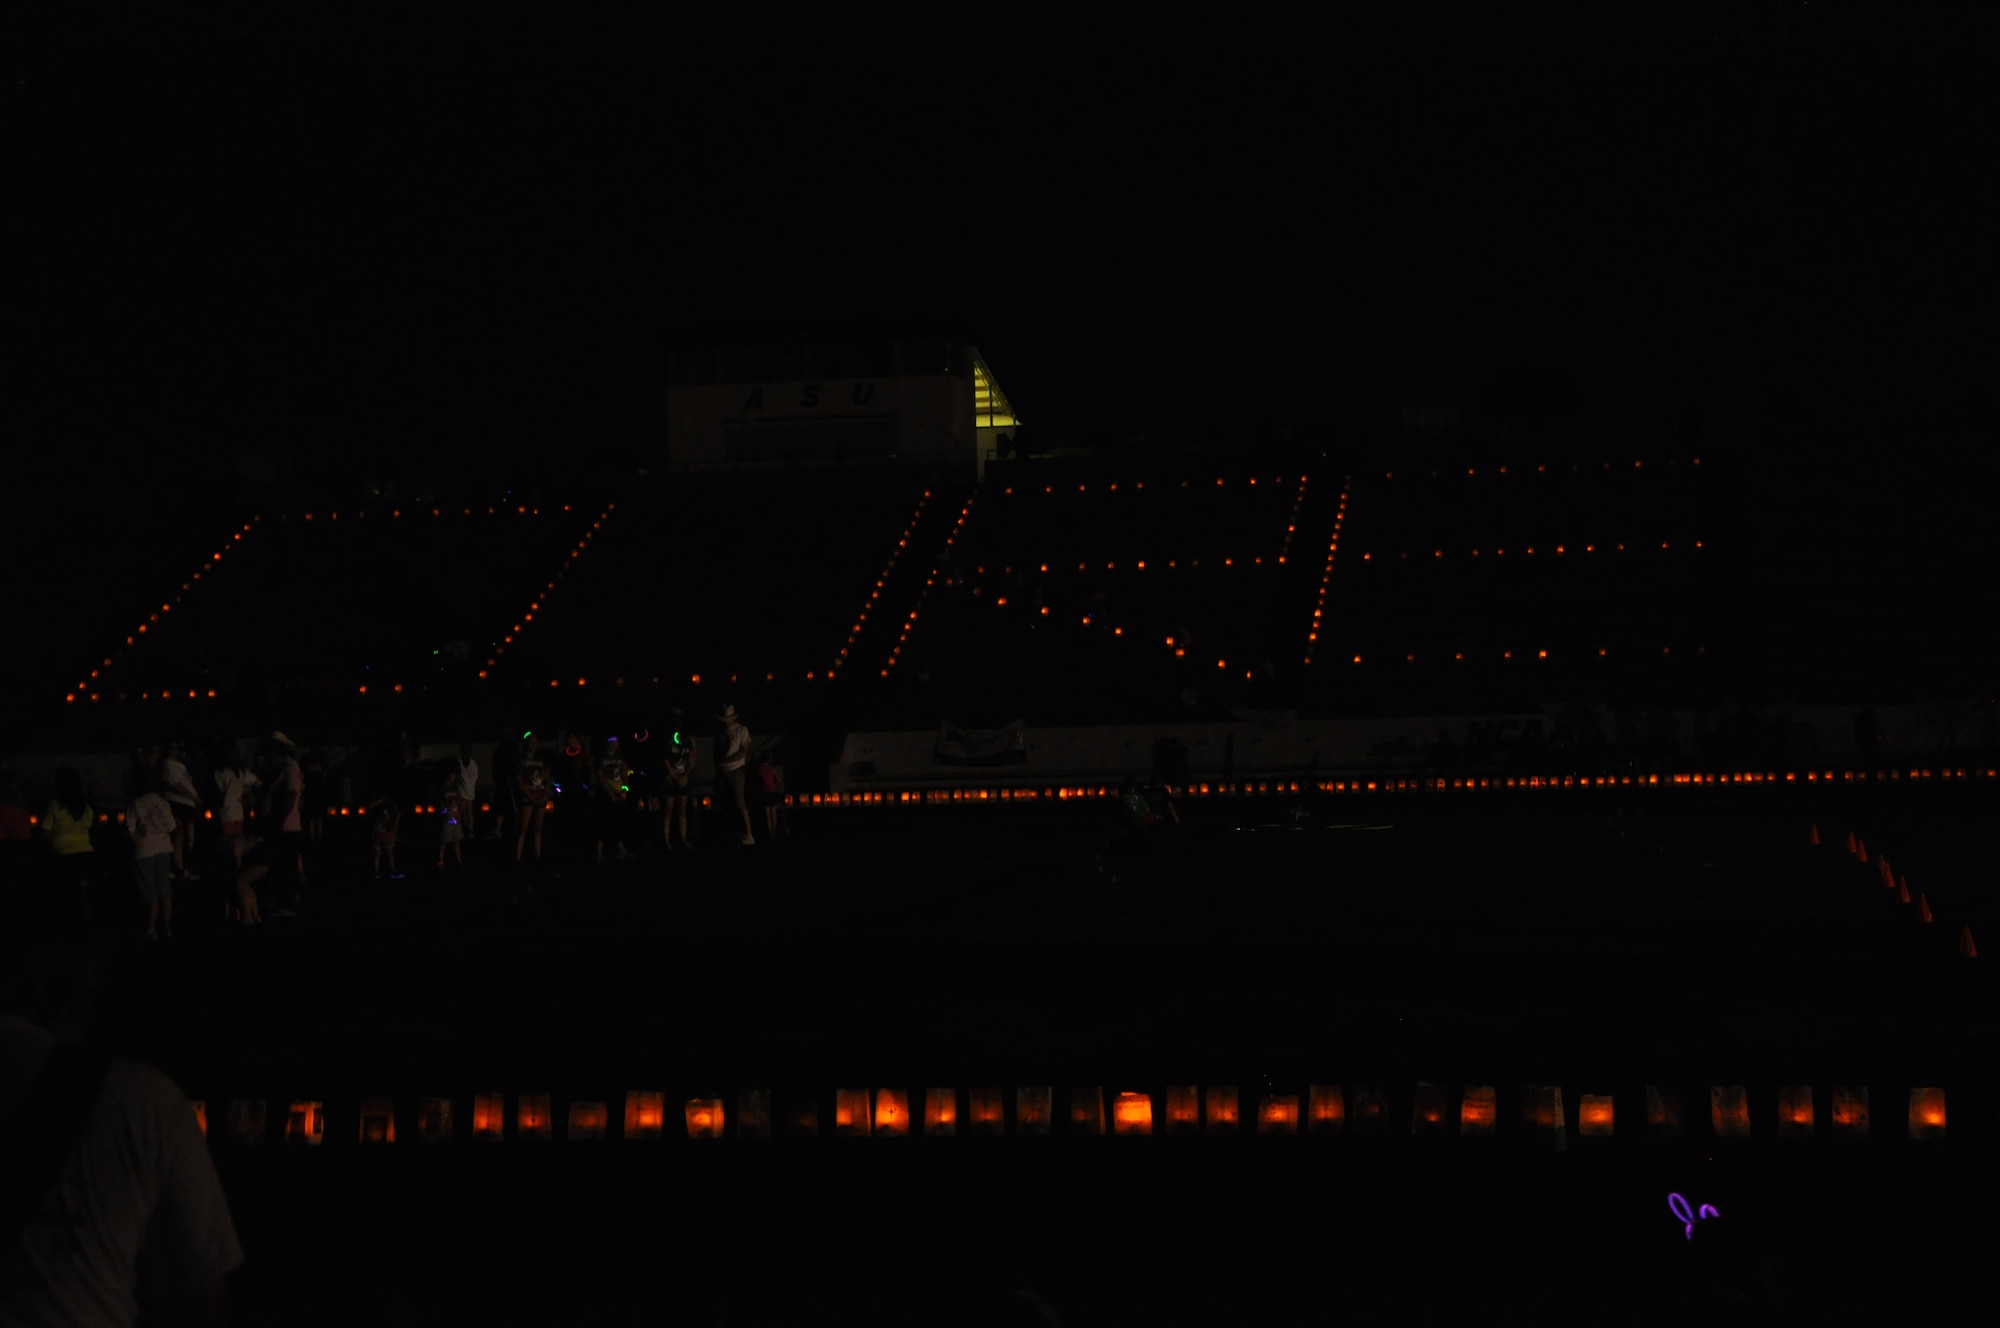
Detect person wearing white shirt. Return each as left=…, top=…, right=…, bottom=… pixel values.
left=127, top=779, right=178, bottom=942
left=211, top=753, right=261, bottom=868
left=157, top=742, right=201, bottom=881
left=212, top=764, right=257, bottom=829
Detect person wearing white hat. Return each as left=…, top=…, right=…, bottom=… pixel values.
left=716, top=705, right=755, bottom=845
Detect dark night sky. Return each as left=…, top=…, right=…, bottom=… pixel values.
left=6, top=7, right=1995, bottom=504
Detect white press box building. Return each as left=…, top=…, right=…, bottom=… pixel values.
left=666, top=336, right=1020, bottom=481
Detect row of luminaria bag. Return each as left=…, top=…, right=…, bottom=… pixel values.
left=189, top=1086, right=1950, bottom=1142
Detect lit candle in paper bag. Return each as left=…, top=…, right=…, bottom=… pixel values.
left=1112, top=1092, right=1153, bottom=1136
left=684, top=1099, right=725, bottom=1140
left=1258, top=1095, right=1299, bottom=1135
left=625, top=1091, right=665, bottom=1140
left=1459, top=1086, right=1495, bottom=1136
left=1308, top=1085, right=1345, bottom=1134
left=567, top=1101, right=608, bottom=1141
left=1830, top=1086, right=1869, bottom=1138
left=358, top=1098, right=395, bottom=1144
left=1909, top=1087, right=1946, bottom=1140
left=1776, top=1086, right=1814, bottom=1139
left=1710, top=1086, right=1750, bottom=1139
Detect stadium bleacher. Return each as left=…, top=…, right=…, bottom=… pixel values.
left=892, top=470, right=1324, bottom=722
left=489, top=470, right=959, bottom=695
left=30, top=438, right=2000, bottom=749
left=1305, top=456, right=1721, bottom=713
left=71, top=502, right=597, bottom=702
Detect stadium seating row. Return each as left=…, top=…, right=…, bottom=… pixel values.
left=49, top=445, right=2000, bottom=730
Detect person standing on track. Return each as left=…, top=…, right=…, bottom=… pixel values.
left=661, top=710, right=696, bottom=853
left=592, top=736, right=636, bottom=863
left=716, top=704, right=755, bottom=846
left=514, top=735, right=552, bottom=866
left=158, top=740, right=202, bottom=883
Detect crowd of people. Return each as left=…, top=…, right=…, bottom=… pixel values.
left=0, top=704, right=801, bottom=941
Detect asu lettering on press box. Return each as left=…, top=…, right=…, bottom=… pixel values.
left=739, top=381, right=878, bottom=411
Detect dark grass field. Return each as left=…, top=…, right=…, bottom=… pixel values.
left=206, top=1133, right=1987, bottom=1326
left=64, top=783, right=2000, bottom=1323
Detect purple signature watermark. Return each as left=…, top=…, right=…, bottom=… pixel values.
left=1668, top=1192, right=1721, bottom=1240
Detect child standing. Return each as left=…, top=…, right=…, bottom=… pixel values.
left=661, top=713, right=696, bottom=852
left=592, top=736, right=636, bottom=863
left=368, top=794, right=403, bottom=880
left=435, top=765, right=466, bottom=871
left=757, top=751, right=790, bottom=840
left=515, top=737, right=552, bottom=865
left=128, top=774, right=179, bottom=940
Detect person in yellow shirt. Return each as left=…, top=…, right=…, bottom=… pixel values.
left=40, top=768, right=98, bottom=898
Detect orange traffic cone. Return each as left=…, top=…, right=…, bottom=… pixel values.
left=1958, top=924, right=1977, bottom=959
left=1856, top=837, right=1868, bottom=863
left=1918, top=894, right=1934, bottom=923
left=1897, top=875, right=1910, bottom=904
left=1810, top=823, right=1821, bottom=845
left=1844, top=831, right=1857, bottom=855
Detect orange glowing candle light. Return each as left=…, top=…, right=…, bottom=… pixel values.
left=684, top=1098, right=725, bottom=1140
left=1257, top=1095, right=1300, bottom=1135
left=1112, top=1092, right=1153, bottom=1136
left=1307, top=1085, right=1345, bottom=1134
left=924, top=1088, right=957, bottom=1136
left=1578, top=1094, right=1615, bottom=1137
left=1908, top=1087, right=1946, bottom=1140
left=1776, top=1086, right=1814, bottom=1139
left=1204, top=1086, right=1240, bottom=1135
left=1459, top=1085, right=1496, bottom=1135
left=1830, top=1086, right=1869, bottom=1138
left=968, top=1088, right=1005, bottom=1136
left=624, top=1091, right=665, bottom=1140
left=284, top=1100, right=324, bottom=1146
left=566, top=1101, right=608, bottom=1141
left=472, top=1093, right=505, bottom=1140
left=1164, top=1086, right=1201, bottom=1135
left=517, top=1094, right=552, bottom=1141
left=834, top=1089, right=872, bottom=1137
left=873, top=1088, right=911, bottom=1138
left=1411, top=1082, right=1450, bottom=1135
